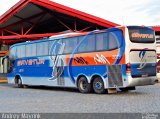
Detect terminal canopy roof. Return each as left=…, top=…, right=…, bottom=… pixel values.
left=0, top=0, right=119, bottom=44
left=153, top=26, right=160, bottom=34
left=153, top=26, right=160, bottom=41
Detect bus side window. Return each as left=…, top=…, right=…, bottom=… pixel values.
left=63, top=37, right=78, bottom=54
left=26, top=44, right=36, bottom=57
left=49, top=40, right=57, bottom=56
left=108, top=32, right=118, bottom=50
left=72, top=37, right=78, bottom=52
left=78, top=35, right=95, bottom=53
left=78, top=36, right=85, bottom=52
left=96, top=33, right=108, bottom=51
left=88, top=35, right=95, bottom=51
left=37, top=42, right=48, bottom=56
left=9, top=47, right=17, bottom=60
left=17, top=45, right=26, bottom=58
left=108, top=30, right=123, bottom=51
left=63, top=38, right=72, bottom=54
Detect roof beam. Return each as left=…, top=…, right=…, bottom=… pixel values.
left=80, top=26, right=92, bottom=32
left=0, top=0, right=28, bottom=24
left=0, top=12, right=47, bottom=30
left=13, top=15, right=33, bottom=25
left=52, top=15, right=74, bottom=32
left=37, top=5, right=74, bottom=32
left=3, top=29, right=20, bottom=35
left=0, top=33, right=60, bottom=40
left=31, top=0, right=119, bottom=28
left=24, top=13, right=46, bottom=35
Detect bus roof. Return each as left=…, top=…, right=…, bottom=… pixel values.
left=10, top=26, right=151, bottom=49
left=9, top=31, right=89, bottom=49
left=49, top=32, right=87, bottom=40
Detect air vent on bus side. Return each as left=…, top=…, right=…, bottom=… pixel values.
left=108, top=65, right=123, bottom=87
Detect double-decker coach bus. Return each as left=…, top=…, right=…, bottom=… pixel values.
left=7, top=26, right=157, bottom=94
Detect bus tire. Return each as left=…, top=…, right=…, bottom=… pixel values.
left=93, top=77, right=105, bottom=94
left=78, top=77, right=91, bottom=93
left=15, top=78, right=23, bottom=88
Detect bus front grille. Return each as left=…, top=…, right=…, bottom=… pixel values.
left=108, top=65, right=123, bottom=87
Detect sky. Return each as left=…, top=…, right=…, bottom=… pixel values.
left=0, top=0, right=160, bottom=26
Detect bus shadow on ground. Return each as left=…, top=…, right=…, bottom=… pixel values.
left=27, top=86, right=148, bottom=95
left=116, top=90, right=148, bottom=96
left=27, top=85, right=80, bottom=93
left=0, top=83, right=152, bottom=95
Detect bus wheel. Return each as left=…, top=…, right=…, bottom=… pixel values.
left=16, top=78, right=23, bottom=88
left=93, top=77, right=105, bottom=94
left=78, top=77, right=91, bottom=93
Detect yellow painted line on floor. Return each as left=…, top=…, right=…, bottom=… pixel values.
left=0, top=80, right=8, bottom=83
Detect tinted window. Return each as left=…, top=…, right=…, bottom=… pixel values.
left=63, top=37, right=78, bottom=54
left=78, top=35, right=95, bottom=52
left=96, top=33, right=108, bottom=51
left=108, top=31, right=122, bottom=50
left=17, top=45, right=25, bottom=58
left=49, top=40, right=64, bottom=55
left=128, top=26, right=155, bottom=43
left=96, top=30, right=123, bottom=51
left=49, top=40, right=57, bottom=56
left=37, top=42, right=48, bottom=56
left=9, top=47, right=17, bottom=60
left=26, top=44, right=36, bottom=57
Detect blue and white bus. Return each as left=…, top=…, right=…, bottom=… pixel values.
left=7, top=26, right=157, bottom=94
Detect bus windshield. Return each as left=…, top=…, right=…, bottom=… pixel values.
left=128, top=26, right=155, bottom=43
